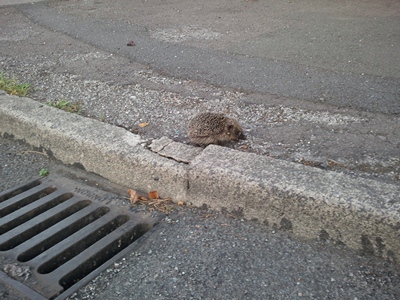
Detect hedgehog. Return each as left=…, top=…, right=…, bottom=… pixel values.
left=187, top=112, right=246, bottom=146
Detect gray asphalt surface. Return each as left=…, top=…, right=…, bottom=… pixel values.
left=19, top=0, right=400, bottom=114
left=1, top=136, right=400, bottom=300
left=1, top=0, right=400, bottom=299
left=1, top=1, right=399, bottom=184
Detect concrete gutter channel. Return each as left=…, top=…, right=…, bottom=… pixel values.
left=1, top=93, right=399, bottom=262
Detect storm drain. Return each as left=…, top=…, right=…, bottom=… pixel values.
left=0, top=176, right=161, bottom=300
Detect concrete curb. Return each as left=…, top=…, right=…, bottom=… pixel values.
left=0, top=93, right=189, bottom=200
left=1, top=94, right=399, bottom=261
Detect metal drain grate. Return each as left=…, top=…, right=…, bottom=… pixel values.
left=0, top=176, right=161, bottom=300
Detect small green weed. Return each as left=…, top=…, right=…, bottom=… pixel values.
left=39, top=168, right=49, bottom=177
left=47, top=99, right=81, bottom=113
left=0, top=73, right=30, bottom=96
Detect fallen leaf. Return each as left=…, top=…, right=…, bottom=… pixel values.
left=177, top=200, right=185, bottom=206
left=127, top=41, right=135, bottom=46
left=128, top=189, right=174, bottom=213
left=148, top=190, right=160, bottom=199
left=128, top=189, right=148, bottom=205
left=128, top=189, right=140, bottom=204
left=138, top=122, right=149, bottom=128
left=241, top=145, right=248, bottom=149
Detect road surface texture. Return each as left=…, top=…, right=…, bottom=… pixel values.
left=0, top=0, right=399, bottom=299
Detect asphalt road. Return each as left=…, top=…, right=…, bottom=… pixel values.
left=15, top=0, right=400, bottom=114
left=1, top=0, right=399, bottom=184
left=1, top=1, right=400, bottom=299
left=1, top=136, right=400, bottom=300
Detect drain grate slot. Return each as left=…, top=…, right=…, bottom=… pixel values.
left=0, top=178, right=41, bottom=203
left=37, top=213, right=127, bottom=274
left=17, top=205, right=108, bottom=263
left=0, top=200, right=92, bottom=253
left=59, top=222, right=150, bottom=290
left=0, top=197, right=92, bottom=256
left=0, top=176, right=162, bottom=300
left=0, top=185, right=57, bottom=217
left=0, top=192, right=74, bottom=236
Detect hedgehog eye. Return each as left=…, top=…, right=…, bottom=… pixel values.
left=227, top=124, right=233, bottom=131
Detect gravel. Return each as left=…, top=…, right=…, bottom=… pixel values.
left=1, top=4, right=400, bottom=300
left=68, top=209, right=400, bottom=300
left=0, top=137, right=56, bottom=192
left=1, top=138, right=400, bottom=300
left=0, top=5, right=399, bottom=184
left=1, top=53, right=399, bottom=184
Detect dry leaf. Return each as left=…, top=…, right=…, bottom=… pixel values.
left=241, top=145, right=248, bottom=149
left=128, top=189, right=148, bottom=205
left=138, top=122, right=149, bottom=128
left=148, top=190, right=160, bottom=199
left=177, top=201, right=185, bottom=206
left=128, top=189, right=174, bottom=213
left=128, top=189, right=140, bottom=204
